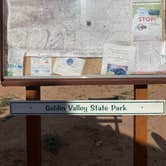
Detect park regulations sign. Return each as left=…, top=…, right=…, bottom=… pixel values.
left=132, top=2, right=162, bottom=41
left=10, top=100, right=165, bottom=115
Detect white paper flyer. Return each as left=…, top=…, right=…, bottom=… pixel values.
left=53, top=58, right=85, bottom=76
left=31, top=57, right=52, bottom=76
left=101, top=43, right=136, bottom=75
left=7, top=48, right=26, bottom=76
left=132, top=2, right=162, bottom=41
left=160, top=40, right=166, bottom=65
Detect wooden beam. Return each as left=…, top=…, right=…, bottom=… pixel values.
left=134, top=84, right=148, bottom=166
left=26, top=86, right=41, bottom=166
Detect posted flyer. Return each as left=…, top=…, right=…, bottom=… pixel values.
left=31, top=57, right=52, bottom=76
left=132, top=2, right=162, bottom=41
left=101, top=43, right=136, bottom=75
left=53, top=58, right=85, bottom=76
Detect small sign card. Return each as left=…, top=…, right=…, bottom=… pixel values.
left=10, top=100, right=165, bottom=115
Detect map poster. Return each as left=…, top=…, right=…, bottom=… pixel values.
left=132, top=2, right=162, bottom=41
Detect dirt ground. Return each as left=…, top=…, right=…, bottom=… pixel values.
left=0, top=85, right=166, bottom=166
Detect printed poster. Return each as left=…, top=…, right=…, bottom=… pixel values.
left=101, top=43, right=136, bottom=75
left=53, top=58, right=85, bottom=76
left=31, top=57, right=52, bottom=76
left=132, top=2, right=162, bottom=41
left=7, top=48, right=26, bottom=76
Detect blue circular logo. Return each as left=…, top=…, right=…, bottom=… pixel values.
left=66, top=58, right=74, bottom=65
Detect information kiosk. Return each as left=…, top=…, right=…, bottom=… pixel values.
left=0, top=0, right=166, bottom=166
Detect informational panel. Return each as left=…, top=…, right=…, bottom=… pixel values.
left=2, top=0, right=166, bottom=80
left=133, top=2, right=162, bottom=40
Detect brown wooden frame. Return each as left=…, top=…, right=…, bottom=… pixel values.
left=1, top=76, right=166, bottom=86
left=1, top=0, right=166, bottom=86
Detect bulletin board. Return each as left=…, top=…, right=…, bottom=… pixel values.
left=0, top=0, right=166, bottom=86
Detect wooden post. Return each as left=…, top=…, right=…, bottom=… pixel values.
left=26, top=86, right=41, bottom=166
left=134, top=85, right=148, bottom=166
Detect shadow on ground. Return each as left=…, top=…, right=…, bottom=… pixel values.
left=0, top=115, right=166, bottom=166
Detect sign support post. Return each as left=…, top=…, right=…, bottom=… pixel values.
left=8, top=84, right=164, bottom=166
left=134, top=84, right=148, bottom=166
left=26, top=86, right=41, bottom=166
